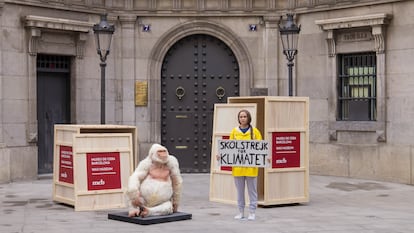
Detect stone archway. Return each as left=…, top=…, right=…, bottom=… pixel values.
left=147, top=20, right=253, bottom=148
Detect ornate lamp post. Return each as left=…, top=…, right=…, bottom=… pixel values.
left=279, top=13, right=301, bottom=96
left=93, top=14, right=115, bottom=124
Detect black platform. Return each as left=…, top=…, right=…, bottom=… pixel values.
left=108, top=211, right=192, bottom=225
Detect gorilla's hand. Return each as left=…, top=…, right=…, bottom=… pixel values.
left=173, top=202, right=178, bottom=212
left=131, top=192, right=143, bottom=207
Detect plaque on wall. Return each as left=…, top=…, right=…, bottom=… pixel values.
left=251, top=88, right=268, bottom=96
left=135, top=81, right=148, bottom=106
left=337, top=29, right=372, bottom=42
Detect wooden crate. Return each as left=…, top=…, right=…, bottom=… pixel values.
left=52, top=124, right=136, bottom=211
left=209, top=103, right=257, bottom=205
left=209, top=96, right=309, bottom=206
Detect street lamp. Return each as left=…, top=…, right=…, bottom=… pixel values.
left=279, top=13, right=301, bottom=96
left=93, top=14, right=115, bottom=124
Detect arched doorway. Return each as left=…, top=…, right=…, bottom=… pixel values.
left=161, top=34, right=240, bottom=173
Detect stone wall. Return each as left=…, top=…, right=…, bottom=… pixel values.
left=302, top=1, right=414, bottom=184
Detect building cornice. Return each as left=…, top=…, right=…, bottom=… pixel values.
left=24, top=15, right=93, bottom=58
left=24, top=15, right=94, bottom=32
left=5, top=0, right=405, bottom=17
left=315, top=13, right=392, bottom=31
left=315, top=13, right=392, bottom=56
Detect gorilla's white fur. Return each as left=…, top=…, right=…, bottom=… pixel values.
left=126, top=143, right=182, bottom=217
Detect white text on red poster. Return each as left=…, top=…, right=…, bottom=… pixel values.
left=59, top=146, right=74, bottom=184
left=86, top=152, right=121, bottom=191
left=272, top=132, right=300, bottom=168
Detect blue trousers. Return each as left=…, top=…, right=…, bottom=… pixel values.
left=234, top=176, right=257, bottom=213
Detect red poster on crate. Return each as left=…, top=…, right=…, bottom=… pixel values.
left=86, top=152, right=121, bottom=191
left=59, top=146, right=74, bottom=184
left=220, top=135, right=232, bottom=171
left=272, top=132, right=301, bottom=168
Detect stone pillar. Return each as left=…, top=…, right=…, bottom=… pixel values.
left=72, top=33, right=88, bottom=123
left=263, top=16, right=280, bottom=96
left=373, top=25, right=386, bottom=141
left=27, top=28, right=41, bottom=144
left=0, top=5, right=3, bottom=146
left=117, top=15, right=137, bottom=125
left=0, top=1, right=9, bottom=183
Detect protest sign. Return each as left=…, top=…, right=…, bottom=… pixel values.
left=217, top=139, right=270, bottom=167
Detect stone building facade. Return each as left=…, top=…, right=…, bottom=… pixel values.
left=0, top=0, right=413, bottom=185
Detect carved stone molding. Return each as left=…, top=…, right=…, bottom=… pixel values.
left=326, top=30, right=335, bottom=57
left=24, top=15, right=94, bottom=57
left=329, top=130, right=337, bottom=141
left=315, top=13, right=392, bottom=56
left=24, top=15, right=93, bottom=32
left=263, top=15, right=280, bottom=29
left=372, top=25, right=385, bottom=54
left=221, top=0, right=229, bottom=9
left=119, top=15, right=137, bottom=24
left=28, top=28, right=41, bottom=56
left=76, top=33, right=88, bottom=59
left=119, top=15, right=137, bottom=29
left=376, top=130, right=386, bottom=142
left=173, top=0, right=181, bottom=9
left=2, top=0, right=403, bottom=16
left=124, top=0, right=133, bottom=9
left=315, top=14, right=391, bottom=30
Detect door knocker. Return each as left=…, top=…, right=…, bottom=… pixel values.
left=216, top=86, right=226, bottom=100
left=176, top=86, right=185, bottom=100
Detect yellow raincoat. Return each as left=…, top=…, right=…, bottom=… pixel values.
left=230, top=126, right=263, bottom=177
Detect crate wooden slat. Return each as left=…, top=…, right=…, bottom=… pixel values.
left=53, top=124, right=136, bottom=211
left=209, top=96, right=309, bottom=206
left=54, top=124, right=138, bottom=165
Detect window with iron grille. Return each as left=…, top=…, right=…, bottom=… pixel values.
left=337, top=53, right=376, bottom=121
left=37, top=54, right=70, bottom=73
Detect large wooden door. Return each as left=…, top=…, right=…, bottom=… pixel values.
left=37, top=55, right=71, bottom=174
left=161, top=34, right=240, bottom=172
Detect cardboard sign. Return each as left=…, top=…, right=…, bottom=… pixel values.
left=59, top=146, right=74, bottom=184
left=218, top=140, right=270, bottom=167
left=86, top=152, right=121, bottom=191
left=272, top=132, right=301, bottom=168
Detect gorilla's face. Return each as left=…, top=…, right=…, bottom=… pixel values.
left=157, top=149, right=168, bottom=161
left=152, top=148, right=168, bottom=164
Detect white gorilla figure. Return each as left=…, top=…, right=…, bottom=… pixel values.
left=126, top=143, right=183, bottom=217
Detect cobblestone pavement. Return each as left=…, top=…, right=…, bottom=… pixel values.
left=1, top=174, right=414, bottom=233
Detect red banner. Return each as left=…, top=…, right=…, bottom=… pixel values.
left=272, top=132, right=301, bottom=168
left=59, top=146, right=73, bottom=184
left=86, top=152, right=121, bottom=191
left=220, top=135, right=232, bottom=171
